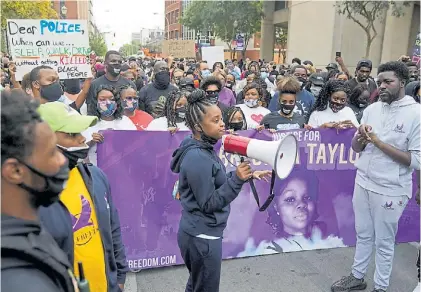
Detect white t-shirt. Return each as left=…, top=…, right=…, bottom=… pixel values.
left=146, top=117, right=189, bottom=131
left=236, top=104, right=270, bottom=130
left=307, top=105, right=359, bottom=128
left=82, top=116, right=137, bottom=165
left=59, top=95, right=88, bottom=116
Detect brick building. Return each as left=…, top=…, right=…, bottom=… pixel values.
left=165, top=0, right=182, bottom=40
left=51, top=0, right=97, bottom=34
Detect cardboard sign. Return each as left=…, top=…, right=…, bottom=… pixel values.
left=162, top=40, right=195, bottom=58
left=7, top=19, right=92, bottom=81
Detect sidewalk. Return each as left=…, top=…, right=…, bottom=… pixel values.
left=125, top=243, right=418, bottom=292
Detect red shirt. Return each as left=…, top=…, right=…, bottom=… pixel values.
left=128, top=110, right=153, bottom=130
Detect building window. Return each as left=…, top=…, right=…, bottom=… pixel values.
left=175, top=9, right=179, bottom=23
left=275, top=0, right=287, bottom=11
left=175, top=30, right=179, bottom=39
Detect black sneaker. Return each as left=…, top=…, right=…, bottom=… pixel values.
left=331, top=274, right=368, bottom=292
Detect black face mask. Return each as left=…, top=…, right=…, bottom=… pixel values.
left=197, top=124, right=218, bottom=145
left=40, top=81, right=63, bottom=102
left=18, top=161, right=70, bottom=208
left=154, top=71, right=170, bottom=89
left=206, top=92, right=219, bottom=104
left=229, top=121, right=244, bottom=131
left=107, top=63, right=121, bottom=77
left=58, top=145, right=89, bottom=169
left=175, top=107, right=186, bottom=123
left=280, top=104, right=295, bottom=115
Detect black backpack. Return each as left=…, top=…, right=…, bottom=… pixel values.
left=2, top=231, right=77, bottom=292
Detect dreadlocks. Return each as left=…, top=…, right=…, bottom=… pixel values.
left=305, top=79, right=349, bottom=123
left=164, top=90, right=183, bottom=128
left=185, top=89, right=215, bottom=132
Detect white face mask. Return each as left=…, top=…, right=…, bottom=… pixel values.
left=244, top=99, right=259, bottom=108
left=310, top=86, right=322, bottom=97
left=57, top=144, right=89, bottom=152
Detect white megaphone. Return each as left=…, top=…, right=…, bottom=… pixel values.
left=221, top=134, right=298, bottom=179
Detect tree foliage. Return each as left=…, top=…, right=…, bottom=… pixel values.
left=181, top=1, right=263, bottom=57
left=89, top=32, right=107, bottom=57
left=275, top=27, right=287, bottom=62
left=336, top=1, right=410, bottom=58
left=119, top=40, right=141, bottom=57
left=1, top=0, right=58, bottom=52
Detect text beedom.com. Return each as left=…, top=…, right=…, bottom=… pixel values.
left=128, top=255, right=177, bottom=269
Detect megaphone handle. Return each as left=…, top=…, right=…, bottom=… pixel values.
left=248, top=169, right=276, bottom=212
left=239, top=156, right=275, bottom=212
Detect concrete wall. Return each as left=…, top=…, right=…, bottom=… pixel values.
left=284, top=1, right=416, bottom=73
left=339, top=10, right=386, bottom=73
left=407, top=3, right=420, bottom=56
left=381, top=3, right=414, bottom=63
left=286, top=0, right=336, bottom=67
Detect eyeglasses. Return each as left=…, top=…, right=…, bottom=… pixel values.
left=206, top=90, right=218, bottom=95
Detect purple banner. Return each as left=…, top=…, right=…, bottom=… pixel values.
left=97, top=129, right=420, bottom=271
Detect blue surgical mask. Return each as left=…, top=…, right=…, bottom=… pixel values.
left=201, top=69, right=211, bottom=78
left=97, top=100, right=117, bottom=117
left=244, top=99, right=259, bottom=108
left=261, top=72, right=268, bottom=79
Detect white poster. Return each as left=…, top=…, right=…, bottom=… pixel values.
left=7, top=19, right=92, bottom=81
left=201, top=46, right=224, bottom=69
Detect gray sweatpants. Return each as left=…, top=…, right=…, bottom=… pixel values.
left=351, top=183, right=409, bottom=290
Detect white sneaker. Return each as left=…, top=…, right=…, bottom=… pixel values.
left=413, top=282, right=421, bottom=292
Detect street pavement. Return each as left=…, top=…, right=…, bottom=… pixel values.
left=124, top=243, right=419, bottom=292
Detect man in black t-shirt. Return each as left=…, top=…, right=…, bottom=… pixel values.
left=86, top=50, right=135, bottom=115
left=345, top=59, right=377, bottom=96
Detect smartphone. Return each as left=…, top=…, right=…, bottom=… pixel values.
left=336, top=52, right=341, bottom=58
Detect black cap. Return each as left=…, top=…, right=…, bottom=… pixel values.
left=308, top=73, right=325, bottom=86
left=303, top=60, right=313, bottom=66
left=326, top=63, right=338, bottom=70
left=128, top=56, right=136, bottom=62
left=357, top=59, right=372, bottom=70
left=179, top=77, right=194, bottom=87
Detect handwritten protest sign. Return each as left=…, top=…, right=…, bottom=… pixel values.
left=162, top=40, right=195, bottom=58
left=7, top=19, right=92, bottom=81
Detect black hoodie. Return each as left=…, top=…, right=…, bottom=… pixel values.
left=405, top=81, right=420, bottom=102
left=170, top=136, right=245, bottom=237
left=1, top=214, right=75, bottom=292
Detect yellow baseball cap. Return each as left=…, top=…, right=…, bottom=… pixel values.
left=38, top=102, right=98, bottom=133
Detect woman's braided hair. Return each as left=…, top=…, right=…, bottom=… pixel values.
left=164, top=90, right=182, bottom=127
left=185, top=89, right=215, bottom=132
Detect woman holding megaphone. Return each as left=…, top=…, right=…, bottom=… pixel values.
left=170, top=89, right=271, bottom=292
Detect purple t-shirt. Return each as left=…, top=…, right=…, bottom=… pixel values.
left=218, top=87, right=236, bottom=107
